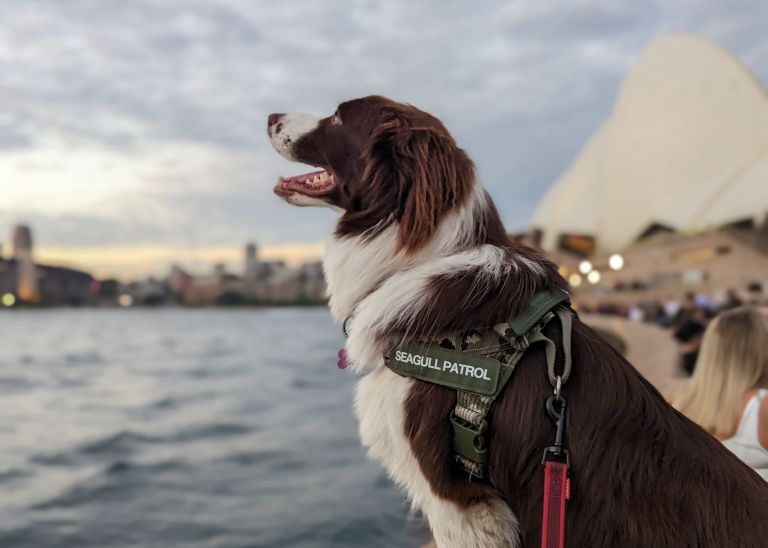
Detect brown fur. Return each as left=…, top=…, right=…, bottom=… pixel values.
left=289, top=96, right=475, bottom=253
left=406, top=315, right=768, bottom=546
left=270, top=96, right=768, bottom=546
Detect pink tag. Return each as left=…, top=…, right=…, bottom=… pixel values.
left=337, top=348, right=348, bottom=369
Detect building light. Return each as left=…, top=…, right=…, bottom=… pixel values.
left=568, top=273, right=582, bottom=287
left=2, top=293, right=16, bottom=307
left=118, top=294, right=134, bottom=307
left=609, top=253, right=625, bottom=271
left=587, top=270, right=602, bottom=285
left=578, top=260, right=593, bottom=274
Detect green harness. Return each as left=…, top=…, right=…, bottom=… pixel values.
left=385, top=288, right=574, bottom=479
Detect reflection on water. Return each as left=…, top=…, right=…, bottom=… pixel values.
left=0, top=308, right=420, bottom=548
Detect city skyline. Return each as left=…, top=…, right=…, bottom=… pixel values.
left=0, top=223, right=328, bottom=306
left=0, top=223, right=324, bottom=281
left=32, top=241, right=325, bottom=281
left=2, top=1, right=767, bottom=277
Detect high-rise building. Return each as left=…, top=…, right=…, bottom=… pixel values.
left=245, top=242, right=259, bottom=279
left=11, top=224, right=39, bottom=302
left=12, top=225, right=33, bottom=257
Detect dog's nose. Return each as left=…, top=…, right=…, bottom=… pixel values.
left=268, top=113, right=284, bottom=129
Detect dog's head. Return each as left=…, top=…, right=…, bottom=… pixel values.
left=267, top=96, right=475, bottom=253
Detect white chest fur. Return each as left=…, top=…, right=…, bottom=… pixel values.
left=354, top=366, right=520, bottom=548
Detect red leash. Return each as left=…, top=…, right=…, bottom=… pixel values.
left=541, top=460, right=569, bottom=548
left=541, top=393, right=570, bottom=548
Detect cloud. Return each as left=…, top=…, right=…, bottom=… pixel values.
left=0, top=0, right=765, bottom=275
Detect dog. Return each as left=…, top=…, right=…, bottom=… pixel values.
left=267, top=96, right=768, bottom=547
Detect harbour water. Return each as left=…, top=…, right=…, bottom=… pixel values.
left=0, top=308, right=422, bottom=547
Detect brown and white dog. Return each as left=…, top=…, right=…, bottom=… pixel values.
left=267, top=96, right=768, bottom=547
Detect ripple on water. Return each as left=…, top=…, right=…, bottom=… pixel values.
left=169, top=422, right=254, bottom=442
left=63, top=351, right=104, bottom=365
left=0, top=467, right=32, bottom=484
left=33, top=457, right=194, bottom=510
left=1, top=309, right=417, bottom=548
left=79, top=431, right=160, bottom=456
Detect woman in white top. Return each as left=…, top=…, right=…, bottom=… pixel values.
left=676, top=306, right=768, bottom=481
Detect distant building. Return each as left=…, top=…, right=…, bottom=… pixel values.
left=166, top=264, right=193, bottom=297
left=553, top=225, right=768, bottom=309
left=165, top=263, right=227, bottom=305
left=11, top=224, right=39, bottom=302
left=527, top=34, right=768, bottom=308
left=37, top=263, right=94, bottom=305
left=163, top=246, right=327, bottom=306
left=0, top=224, right=94, bottom=306
left=124, top=277, right=167, bottom=306
left=532, top=34, right=768, bottom=255
left=11, top=225, right=33, bottom=255
left=245, top=242, right=259, bottom=279
left=0, top=257, right=94, bottom=306
left=298, top=261, right=327, bottom=302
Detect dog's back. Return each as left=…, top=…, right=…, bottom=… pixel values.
left=405, top=318, right=768, bottom=546
left=498, top=320, right=768, bottom=547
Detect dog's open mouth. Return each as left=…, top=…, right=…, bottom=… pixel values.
left=273, top=170, right=336, bottom=198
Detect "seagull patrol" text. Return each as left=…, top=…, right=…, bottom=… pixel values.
left=393, top=350, right=492, bottom=380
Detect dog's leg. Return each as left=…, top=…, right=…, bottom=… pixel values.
left=421, top=497, right=520, bottom=548
left=356, top=367, right=520, bottom=548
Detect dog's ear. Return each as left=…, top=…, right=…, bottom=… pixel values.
left=362, top=110, right=475, bottom=254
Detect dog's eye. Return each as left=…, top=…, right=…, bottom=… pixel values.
left=330, top=112, right=342, bottom=126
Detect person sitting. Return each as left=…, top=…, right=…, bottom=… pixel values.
left=675, top=306, right=768, bottom=480
left=673, top=318, right=706, bottom=375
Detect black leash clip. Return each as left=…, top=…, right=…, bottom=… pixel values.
left=541, top=393, right=570, bottom=468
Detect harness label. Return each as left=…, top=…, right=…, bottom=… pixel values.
left=387, top=343, right=501, bottom=395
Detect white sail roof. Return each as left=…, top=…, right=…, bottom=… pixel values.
left=533, top=34, right=768, bottom=252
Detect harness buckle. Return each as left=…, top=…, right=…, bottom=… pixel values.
left=553, top=375, right=562, bottom=401
left=541, top=395, right=570, bottom=468
left=450, top=412, right=489, bottom=470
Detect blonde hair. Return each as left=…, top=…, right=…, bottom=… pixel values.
left=677, top=306, right=768, bottom=438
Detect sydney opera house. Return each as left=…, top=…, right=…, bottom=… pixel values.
left=530, top=34, right=768, bottom=307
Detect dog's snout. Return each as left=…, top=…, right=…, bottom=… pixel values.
left=268, top=113, right=284, bottom=134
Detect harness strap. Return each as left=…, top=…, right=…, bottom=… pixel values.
left=541, top=460, right=569, bottom=548
left=452, top=391, right=495, bottom=478
left=527, top=307, right=574, bottom=386
left=384, top=288, right=574, bottom=479
left=450, top=301, right=574, bottom=478
left=381, top=288, right=575, bottom=546
left=556, top=307, right=573, bottom=385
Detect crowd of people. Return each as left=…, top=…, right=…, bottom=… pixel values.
left=586, top=283, right=766, bottom=375
left=588, top=282, right=768, bottom=481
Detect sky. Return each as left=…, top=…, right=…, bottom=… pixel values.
left=0, top=0, right=766, bottom=279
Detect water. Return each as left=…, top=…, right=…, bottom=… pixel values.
left=0, top=309, right=424, bottom=548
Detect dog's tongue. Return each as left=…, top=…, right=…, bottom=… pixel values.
left=274, top=170, right=335, bottom=197
left=337, top=348, right=348, bottom=369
